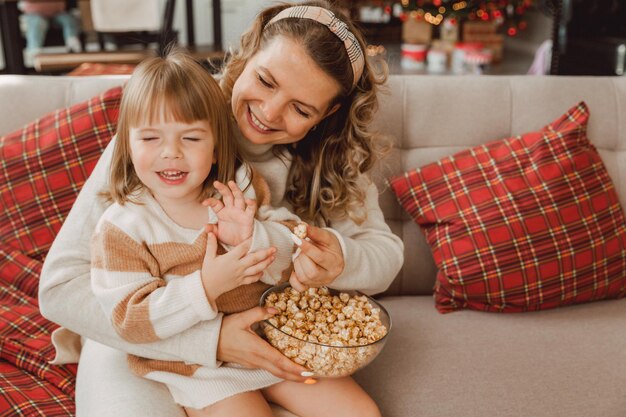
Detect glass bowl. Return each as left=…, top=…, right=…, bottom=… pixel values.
left=259, top=283, right=391, bottom=378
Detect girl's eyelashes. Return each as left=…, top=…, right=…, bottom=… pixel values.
left=140, top=136, right=201, bottom=142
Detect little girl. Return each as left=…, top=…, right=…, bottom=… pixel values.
left=90, top=49, right=301, bottom=412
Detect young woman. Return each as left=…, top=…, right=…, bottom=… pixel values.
left=40, top=2, right=403, bottom=416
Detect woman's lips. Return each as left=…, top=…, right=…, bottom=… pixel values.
left=247, top=106, right=274, bottom=134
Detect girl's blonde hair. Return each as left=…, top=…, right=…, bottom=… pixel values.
left=220, top=1, right=388, bottom=225
left=108, top=47, right=241, bottom=205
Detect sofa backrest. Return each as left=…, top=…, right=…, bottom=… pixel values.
left=0, top=75, right=128, bottom=134
left=1, top=75, right=624, bottom=297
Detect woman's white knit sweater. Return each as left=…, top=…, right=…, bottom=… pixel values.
left=39, top=135, right=404, bottom=381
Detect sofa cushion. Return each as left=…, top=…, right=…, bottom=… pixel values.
left=356, top=296, right=626, bottom=417
left=0, top=86, right=121, bottom=263
left=389, top=102, right=626, bottom=313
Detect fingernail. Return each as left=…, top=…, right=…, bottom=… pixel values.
left=301, top=371, right=315, bottom=377
left=304, top=378, right=317, bottom=385
left=266, top=307, right=278, bottom=315
left=291, top=233, right=303, bottom=246
left=207, top=207, right=218, bottom=224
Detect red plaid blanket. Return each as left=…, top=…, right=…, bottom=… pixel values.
left=0, top=245, right=77, bottom=416
left=0, top=86, right=122, bottom=415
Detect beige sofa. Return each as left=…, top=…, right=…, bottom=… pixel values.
left=1, top=75, right=625, bottom=417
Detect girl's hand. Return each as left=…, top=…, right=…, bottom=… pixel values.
left=201, top=225, right=276, bottom=305
left=203, top=181, right=257, bottom=246
left=217, top=306, right=309, bottom=382
left=289, top=225, right=345, bottom=291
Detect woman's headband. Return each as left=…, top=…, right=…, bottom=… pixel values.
left=265, top=6, right=365, bottom=89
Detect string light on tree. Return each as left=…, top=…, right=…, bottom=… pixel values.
left=400, top=0, right=533, bottom=35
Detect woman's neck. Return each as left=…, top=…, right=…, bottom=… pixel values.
left=236, top=130, right=275, bottom=162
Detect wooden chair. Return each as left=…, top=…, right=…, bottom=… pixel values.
left=93, top=0, right=177, bottom=53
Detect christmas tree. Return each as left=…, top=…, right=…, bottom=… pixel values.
left=400, top=0, right=533, bottom=36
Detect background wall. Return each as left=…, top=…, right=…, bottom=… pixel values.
left=168, top=0, right=280, bottom=49
left=505, top=8, right=552, bottom=55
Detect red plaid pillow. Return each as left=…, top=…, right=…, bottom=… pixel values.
left=0, top=86, right=121, bottom=416
left=0, top=86, right=121, bottom=264
left=390, top=102, right=626, bottom=313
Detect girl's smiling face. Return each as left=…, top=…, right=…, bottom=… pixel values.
left=129, top=117, right=215, bottom=206
left=231, top=36, right=342, bottom=146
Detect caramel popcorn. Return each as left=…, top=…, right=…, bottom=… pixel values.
left=293, top=223, right=308, bottom=239
left=261, top=286, right=389, bottom=377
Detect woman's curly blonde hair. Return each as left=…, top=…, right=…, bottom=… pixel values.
left=220, top=1, right=388, bottom=225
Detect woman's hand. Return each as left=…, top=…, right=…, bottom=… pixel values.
left=203, top=181, right=257, bottom=246
left=217, top=307, right=309, bottom=382
left=289, top=225, right=345, bottom=291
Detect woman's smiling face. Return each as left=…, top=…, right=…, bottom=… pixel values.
left=231, top=36, right=342, bottom=146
